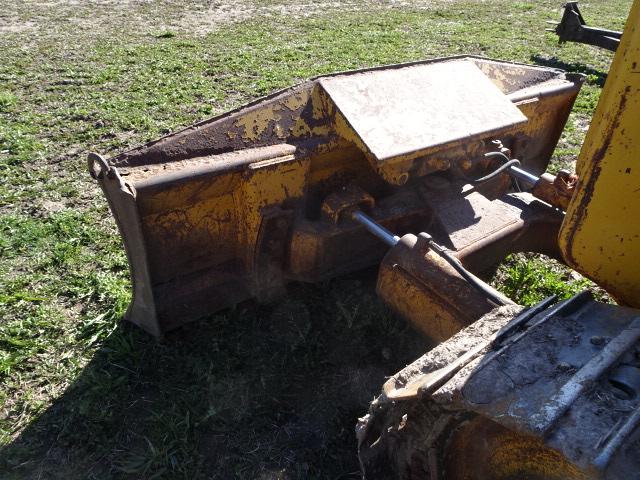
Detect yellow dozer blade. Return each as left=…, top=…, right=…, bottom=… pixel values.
left=89, top=56, right=583, bottom=337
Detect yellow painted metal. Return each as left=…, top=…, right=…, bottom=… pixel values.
left=324, top=61, right=528, bottom=185
left=444, top=416, right=589, bottom=480
left=376, top=234, right=502, bottom=343
left=559, top=0, right=640, bottom=307
left=234, top=154, right=310, bottom=270
left=93, top=56, right=583, bottom=335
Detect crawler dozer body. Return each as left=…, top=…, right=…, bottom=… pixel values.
left=559, top=10, right=640, bottom=305
left=358, top=3, right=640, bottom=478
left=92, top=2, right=640, bottom=476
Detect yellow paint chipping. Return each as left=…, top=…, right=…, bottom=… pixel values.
left=559, top=0, right=640, bottom=307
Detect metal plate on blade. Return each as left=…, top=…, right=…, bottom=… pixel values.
left=424, top=188, right=523, bottom=251
left=320, top=61, right=527, bottom=162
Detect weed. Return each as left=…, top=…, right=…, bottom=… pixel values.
left=155, top=31, right=177, bottom=39
left=0, top=92, right=16, bottom=113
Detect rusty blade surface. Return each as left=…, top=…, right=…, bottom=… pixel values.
left=319, top=61, right=527, bottom=163
left=90, top=57, right=583, bottom=336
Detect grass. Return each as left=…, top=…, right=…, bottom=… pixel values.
left=492, top=253, right=611, bottom=306
left=0, top=0, right=631, bottom=478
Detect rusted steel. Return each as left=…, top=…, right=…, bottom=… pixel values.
left=531, top=169, right=578, bottom=210
left=322, top=61, right=527, bottom=185
left=375, top=189, right=563, bottom=343
left=419, top=185, right=566, bottom=270
left=287, top=188, right=432, bottom=283
left=320, top=185, right=374, bottom=225
left=376, top=233, right=509, bottom=343
left=356, top=7, right=640, bottom=477
left=91, top=56, right=583, bottom=336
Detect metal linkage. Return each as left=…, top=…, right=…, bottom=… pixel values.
left=593, top=407, right=640, bottom=470
left=421, top=234, right=509, bottom=306
left=351, top=211, right=508, bottom=306
left=351, top=211, right=400, bottom=247
left=509, top=164, right=539, bottom=186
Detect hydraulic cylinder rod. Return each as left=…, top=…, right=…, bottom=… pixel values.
left=509, top=165, right=539, bottom=186
left=351, top=211, right=400, bottom=246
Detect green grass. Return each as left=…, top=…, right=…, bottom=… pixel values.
left=492, top=254, right=612, bottom=306
left=0, top=0, right=631, bottom=478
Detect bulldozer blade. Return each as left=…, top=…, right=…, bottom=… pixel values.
left=90, top=56, right=583, bottom=336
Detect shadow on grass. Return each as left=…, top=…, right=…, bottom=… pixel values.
left=530, top=54, right=608, bottom=87
left=0, top=270, right=430, bottom=480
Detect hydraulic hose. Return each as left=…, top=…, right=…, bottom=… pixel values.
left=427, top=239, right=509, bottom=306
left=471, top=151, right=540, bottom=189
left=472, top=158, right=522, bottom=184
